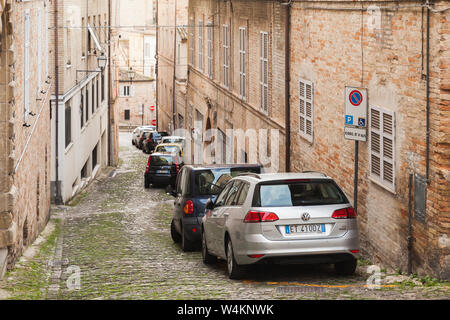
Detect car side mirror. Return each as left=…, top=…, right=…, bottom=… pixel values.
left=205, top=198, right=214, bottom=210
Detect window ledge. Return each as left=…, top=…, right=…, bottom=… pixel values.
left=368, top=176, right=396, bottom=195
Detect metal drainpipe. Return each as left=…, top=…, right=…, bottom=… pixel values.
left=54, top=0, right=62, bottom=204
left=172, top=0, right=177, bottom=132
left=155, top=0, right=159, bottom=131
left=108, top=0, right=112, bottom=166
left=282, top=0, right=292, bottom=172
left=425, top=1, right=430, bottom=182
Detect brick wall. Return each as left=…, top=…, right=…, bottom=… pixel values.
left=289, top=1, right=449, bottom=278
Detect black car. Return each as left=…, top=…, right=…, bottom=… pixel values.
left=168, top=164, right=262, bottom=251
left=137, top=130, right=151, bottom=149
left=144, top=152, right=184, bottom=188
left=142, top=131, right=162, bottom=154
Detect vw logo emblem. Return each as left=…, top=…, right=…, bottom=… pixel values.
left=301, top=213, right=310, bottom=222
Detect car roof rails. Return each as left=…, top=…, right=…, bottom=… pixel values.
left=237, top=172, right=261, bottom=179
left=302, top=171, right=328, bottom=177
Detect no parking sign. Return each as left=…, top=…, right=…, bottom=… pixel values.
left=345, top=87, right=367, bottom=128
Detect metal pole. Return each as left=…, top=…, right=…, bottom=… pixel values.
left=354, top=141, right=359, bottom=213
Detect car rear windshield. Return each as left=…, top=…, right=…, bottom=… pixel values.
left=150, top=155, right=174, bottom=166
left=156, top=145, right=178, bottom=153
left=253, top=179, right=348, bottom=207
left=163, top=138, right=184, bottom=144
left=195, top=167, right=260, bottom=195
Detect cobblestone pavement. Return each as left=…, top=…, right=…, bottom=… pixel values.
left=1, top=132, right=449, bottom=300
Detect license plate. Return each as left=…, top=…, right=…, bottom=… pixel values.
left=156, top=170, right=169, bottom=174
left=285, top=224, right=325, bottom=235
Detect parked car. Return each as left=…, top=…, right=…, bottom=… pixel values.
left=154, top=143, right=183, bottom=157
left=159, top=131, right=170, bottom=138
left=161, top=136, right=186, bottom=148
left=168, top=164, right=262, bottom=252
left=201, top=172, right=360, bottom=279
left=144, top=152, right=184, bottom=188
left=142, top=131, right=163, bottom=154
left=137, top=130, right=152, bottom=149
left=132, top=126, right=155, bottom=146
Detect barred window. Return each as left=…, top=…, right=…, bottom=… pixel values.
left=260, top=31, right=269, bottom=113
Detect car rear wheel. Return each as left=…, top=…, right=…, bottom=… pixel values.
left=144, top=177, right=150, bottom=189
left=170, top=219, right=181, bottom=243
left=226, top=239, right=245, bottom=280
left=334, top=258, right=357, bottom=276
left=201, top=230, right=217, bottom=264
left=181, top=224, right=196, bottom=252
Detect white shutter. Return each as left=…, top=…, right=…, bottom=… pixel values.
left=130, top=85, right=135, bottom=97
left=370, top=106, right=395, bottom=190
left=239, top=27, right=246, bottom=100
left=222, top=24, right=229, bottom=88
left=299, top=79, right=314, bottom=143
left=24, top=10, right=31, bottom=122
left=198, top=20, right=203, bottom=71
left=189, top=17, right=195, bottom=66
left=260, top=32, right=269, bottom=113
left=207, top=22, right=213, bottom=79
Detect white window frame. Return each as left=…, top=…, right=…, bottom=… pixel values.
left=222, top=24, right=230, bottom=89
left=239, top=27, right=247, bottom=100
left=189, top=17, right=195, bottom=66
left=369, top=106, right=396, bottom=191
left=120, top=85, right=134, bottom=97
left=207, top=22, right=213, bottom=79
left=198, top=20, right=203, bottom=71
left=24, top=10, right=31, bottom=122
left=298, top=79, right=314, bottom=143
left=260, top=31, right=269, bottom=113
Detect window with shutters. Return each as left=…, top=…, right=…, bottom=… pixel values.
left=198, top=20, right=203, bottom=71
left=239, top=27, right=247, bottom=100
left=298, top=79, right=314, bottom=143
left=222, top=24, right=230, bottom=88
left=24, top=10, right=31, bottom=122
left=260, top=32, right=269, bottom=113
left=207, top=22, right=213, bottom=79
left=369, top=106, right=395, bottom=191
left=189, top=17, right=195, bottom=66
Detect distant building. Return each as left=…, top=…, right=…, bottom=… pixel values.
left=117, top=69, right=156, bottom=128
left=0, top=0, right=52, bottom=277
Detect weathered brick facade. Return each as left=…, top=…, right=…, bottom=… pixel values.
left=180, top=0, right=449, bottom=279
left=0, top=0, right=52, bottom=277
left=184, top=0, right=286, bottom=169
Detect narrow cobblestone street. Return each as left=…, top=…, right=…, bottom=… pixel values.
left=0, top=133, right=448, bottom=300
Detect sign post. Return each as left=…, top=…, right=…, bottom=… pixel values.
left=344, top=86, right=368, bottom=214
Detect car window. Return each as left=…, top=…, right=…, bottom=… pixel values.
left=215, top=182, right=233, bottom=207
left=235, top=182, right=250, bottom=206
left=255, top=179, right=348, bottom=207
left=156, top=145, right=179, bottom=153
left=150, top=155, right=174, bottom=166
left=177, top=168, right=186, bottom=194
left=225, top=181, right=242, bottom=206
left=194, top=167, right=260, bottom=195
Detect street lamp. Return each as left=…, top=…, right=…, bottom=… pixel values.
left=76, top=52, right=108, bottom=83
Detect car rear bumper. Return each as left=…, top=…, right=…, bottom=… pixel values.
left=145, top=173, right=176, bottom=186
left=234, top=230, right=360, bottom=265
left=181, top=216, right=202, bottom=243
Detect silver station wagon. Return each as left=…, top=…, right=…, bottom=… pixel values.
left=201, top=172, right=360, bottom=279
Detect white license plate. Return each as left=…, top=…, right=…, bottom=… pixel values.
left=285, top=224, right=325, bottom=235
left=156, top=170, right=169, bottom=174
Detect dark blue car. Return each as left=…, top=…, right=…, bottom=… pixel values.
left=169, top=164, right=262, bottom=251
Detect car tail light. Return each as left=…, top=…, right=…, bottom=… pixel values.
left=175, top=159, right=180, bottom=173
left=332, top=207, right=356, bottom=219
left=350, top=250, right=359, bottom=254
left=248, top=254, right=264, bottom=258
left=145, top=156, right=151, bottom=173
left=244, top=210, right=279, bottom=223
left=184, top=200, right=194, bottom=215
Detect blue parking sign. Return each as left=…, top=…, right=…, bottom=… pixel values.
left=345, top=115, right=353, bottom=125
left=358, top=118, right=366, bottom=127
